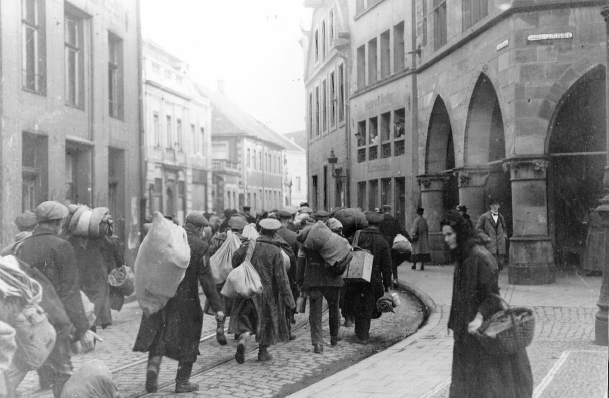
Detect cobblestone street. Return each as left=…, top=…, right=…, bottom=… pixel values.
left=17, top=289, right=424, bottom=398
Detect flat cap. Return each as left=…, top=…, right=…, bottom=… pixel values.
left=366, top=212, right=384, bottom=225
left=299, top=202, right=310, bottom=207
left=259, top=218, right=281, bottom=231
left=185, top=212, right=209, bottom=228
left=382, top=205, right=392, bottom=211
left=283, top=205, right=298, bottom=215
left=243, top=206, right=251, bottom=211
left=15, top=211, right=37, bottom=231
left=228, top=215, right=248, bottom=230
left=327, top=218, right=343, bottom=231
left=299, top=206, right=313, bottom=214
left=36, top=201, right=69, bottom=222
left=313, top=210, right=330, bottom=219
left=277, top=210, right=292, bottom=219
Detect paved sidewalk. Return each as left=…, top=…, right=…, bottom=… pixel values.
left=289, top=265, right=608, bottom=398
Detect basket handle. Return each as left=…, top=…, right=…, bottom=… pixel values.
left=491, top=293, right=516, bottom=324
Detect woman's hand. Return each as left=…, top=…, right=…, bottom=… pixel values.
left=467, top=312, right=484, bottom=334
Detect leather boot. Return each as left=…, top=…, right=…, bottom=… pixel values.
left=257, top=344, right=273, bottom=361
left=235, top=332, right=250, bottom=364
left=175, top=362, right=198, bottom=393
left=145, top=355, right=162, bottom=393
left=313, top=343, right=324, bottom=353
left=216, top=319, right=227, bottom=346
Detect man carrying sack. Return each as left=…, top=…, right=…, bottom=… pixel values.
left=18, top=201, right=100, bottom=397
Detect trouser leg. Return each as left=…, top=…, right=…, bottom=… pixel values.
left=175, top=362, right=193, bottom=383
left=354, top=290, right=375, bottom=340
left=323, top=287, right=341, bottom=339
left=37, top=364, right=55, bottom=390
left=308, top=289, right=323, bottom=345
left=43, top=337, right=72, bottom=398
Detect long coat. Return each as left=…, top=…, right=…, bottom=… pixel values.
left=411, top=216, right=431, bottom=256
left=295, top=227, right=344, bottom=290
left=475, top=211, right=507, bottom=255
left=228, top=236, right=295, bottom=346
left=133, top=230, right=222, bottom=363
left=448, top=244, right=532, bottom=398
left=68, top=236, right=121, bottom=328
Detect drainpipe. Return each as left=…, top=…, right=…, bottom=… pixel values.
left=410, top=0, right=419, bottom=221
left=137, top=0, right=146, bottom=241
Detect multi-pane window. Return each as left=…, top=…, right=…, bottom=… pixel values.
left=22, top=132, right=48, bottom=211
left=463, top=0, right=489, bottom=30
left=330, top=72, right=336, bottom=128
left=176, top=119, right=183, bottom=150
left=434, top=0, right=447, bottom=50
left=322, top=80, right=327, bottom=132
left=329, top=10, right=335, bottom=45
left=22, top=0, right=46, bottom=94
left=357, top=45, right=365, bottom=88
left=421, top=0, right=428, bottom=47
left=368, top=38, right=378, bottom=84
left=314, top=29, right=319, bottom=63
left=394, top=22, right=405, bottom=72
left=315, top=87, right=320, bottom=136
left=321, top=21, right=326, bottom=61
left=338, top=64, right=345, bottom=123
left=65, top=11, right=84, bottom=108
left=309, top=92, right=314, bottom=138
left=166, top=116, right=172, bottom=148
left=153, top=112, right=160, bottom=146
left=108, top=32, right=123, bottom=119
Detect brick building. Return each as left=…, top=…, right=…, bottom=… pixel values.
left=0, top=0, right=142, bottom=263
left=142, top=39, right=212, bottom=223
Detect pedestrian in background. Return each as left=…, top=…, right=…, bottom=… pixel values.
left=410, top=207, right=431, bottom=271
left=1, top=211, right=38, bottom=256
left=277, top=210, right=300, bottom=325
left=229, top=219, right=295, bottom=363
left=133, top=213, right=224, bottom=393
left=379, top=205, right=411, bottom=288
left=440, top=210, right=532, bottom=398
left=456, top=204, right=474, bottom=232
left=342, top=212, right=392, bottom=345
left=475, top=197, right=508, bottom=272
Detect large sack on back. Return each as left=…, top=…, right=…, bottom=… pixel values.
left=303, top=221, right=333, bottom=251
left=135, top=212, right=190, bottom=317
left=333, top=208, right=368, bottom=238
left=60, top=359, right=119, bottom=398
left=319, top=233, right=352, bottom=268
left=210, top=230, right=242, bottom=284
left=13, top=305, right=56, bottom=370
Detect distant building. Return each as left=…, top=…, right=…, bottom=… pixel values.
left=281, top=132, right=307, bottom=207
left=0, top=0, right=142, bottom=263
left=198, top=84, right=289, bottom=213
left=142, top=39, right=212, bottom=224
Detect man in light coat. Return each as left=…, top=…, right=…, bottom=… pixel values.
left=475, top=197, right=508, bottom=271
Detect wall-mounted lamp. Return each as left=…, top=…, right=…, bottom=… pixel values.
left=328, top=148, right=338, bottom=165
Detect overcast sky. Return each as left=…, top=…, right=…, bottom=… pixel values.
left=141, top=0, right=310, bottom=135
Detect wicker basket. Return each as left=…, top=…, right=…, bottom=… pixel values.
left=474, top=294, right=535, bottom=357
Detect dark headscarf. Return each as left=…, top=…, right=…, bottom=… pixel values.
left=439, top=210, right=476, bottom=263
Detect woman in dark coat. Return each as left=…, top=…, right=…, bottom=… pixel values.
left=228, top=218, right=295, bottom=364
left=440, top=210, right=532, bottom=398
left=133, top=213, right=224, bottom=393
left=411, top=207, right=431, bottom=270
left=343, top=212, right=393, bottom=344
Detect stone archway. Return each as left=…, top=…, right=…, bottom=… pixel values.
left=462, top=73, right=512, bottom=232
left=547, top=65, right=607, bottom=268
left=419, top=96, right=457, bottom=264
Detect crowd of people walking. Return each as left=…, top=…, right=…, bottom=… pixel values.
left=0, top=194, right=531, bottom=398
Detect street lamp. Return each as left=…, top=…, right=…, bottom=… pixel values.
left=591, top=5, right=609, bottom=346
left=327, top=148, right=338, bottom=165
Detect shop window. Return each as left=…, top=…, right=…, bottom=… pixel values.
left=22, top=0, right=46, bottom=95
left=368, top=38, right=378, bottom=84
left=433, top=0, right=447, bottom=50
left=322, top=79, right=327, bottom=132
left=380, top=30, right=390, bottom=79
left=65, top=142, right=91, bottom=205
left=369, top=117, right=378, bottom=145
left=358, top=148, right=366, bottom=163
left=108, top=32, right=123, bottom=119
left=64, top=6, right=85, bottom=108
left=394, top=22, right=405, bottom=72
left=394, top=108, right=406, bottom=138
left=357, top=182, right=366, bottom=209
left=357, top=120, right=366, bottom=147
left=369, top=180, right=379, bottom=211
left=22, top=132, right=48, bottom=211
left=357, top=45, right=365, bottom=89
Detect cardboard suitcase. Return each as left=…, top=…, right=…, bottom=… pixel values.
left=343, top=248, right=373, bottom=282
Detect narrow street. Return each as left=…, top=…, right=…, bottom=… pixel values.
left=17, top=289, right=425, bottom=398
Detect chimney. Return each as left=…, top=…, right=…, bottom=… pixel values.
left=217, top=80, right=226, bottom=94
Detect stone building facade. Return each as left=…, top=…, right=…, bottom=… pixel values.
left=142, top=39, right=212, bottom=224
left=0, top=0, right=142, bottom=263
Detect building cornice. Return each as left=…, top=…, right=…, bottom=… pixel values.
left=349, top=68, right=414, bottom=100
left=145, top=79, right=193, bottom=102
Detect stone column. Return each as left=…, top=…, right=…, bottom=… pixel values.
left=455, top=168, right=490, bottom=222
left=417, top=174, right=451, bottom=264
left=503, top=156, right=555, bottom=285
left=592, top=5, right=609, bottom=346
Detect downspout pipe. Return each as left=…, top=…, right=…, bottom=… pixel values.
left=137, top=0, right=146, bottom=242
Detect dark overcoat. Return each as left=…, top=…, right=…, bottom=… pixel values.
left=133, top=230, right=222, bottom=363
left=295, top=227, right=344, bottom=290
left=18, top=225, right=90, bottom=340
left=475, top=211, right=507, bottom=255
left=448, top=244, right=532, bottom=398
left=228, top=236, right=295, bottom=346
